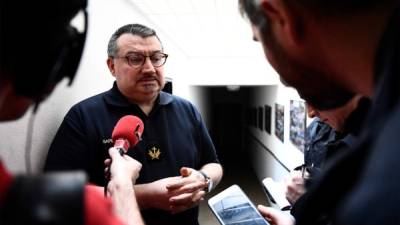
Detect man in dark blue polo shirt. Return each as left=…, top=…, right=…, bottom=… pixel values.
left=44, top=23, right=223, bottom=225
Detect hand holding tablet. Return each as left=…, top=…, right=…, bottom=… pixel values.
left=208, top=184, right=270, bottom=225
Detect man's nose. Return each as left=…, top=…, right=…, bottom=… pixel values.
left=141, top=57, right=156, bottom=72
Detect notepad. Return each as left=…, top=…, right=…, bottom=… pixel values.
left=262, top=177, right=291, bottom=211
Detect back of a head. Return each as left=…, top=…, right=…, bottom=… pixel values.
left=0, top=0, right=88, bottom=103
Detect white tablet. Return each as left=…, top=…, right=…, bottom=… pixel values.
left=208, top=184, right=270, bottom=225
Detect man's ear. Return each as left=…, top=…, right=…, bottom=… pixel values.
left=259, top=0, right=303, bottom=47
left=106, top=58, right=116, bottom=77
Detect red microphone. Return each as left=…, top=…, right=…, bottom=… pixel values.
left=112, top=115, right=144, bottom=154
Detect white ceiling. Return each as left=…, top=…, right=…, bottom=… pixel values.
left=129, top=0, right=262, bottom=59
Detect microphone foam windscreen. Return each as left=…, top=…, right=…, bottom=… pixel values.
left=112, top=115, right=144, bottom=147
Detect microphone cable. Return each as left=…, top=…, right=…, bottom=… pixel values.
left=25, top=105, right=38, bottom=174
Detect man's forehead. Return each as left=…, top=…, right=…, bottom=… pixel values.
left=117, top=34, right=162, bottom=52
left=118, top=34, right=160, bottom=44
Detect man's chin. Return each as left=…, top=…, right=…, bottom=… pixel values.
left=141, top=83, right=162, bottom=92
left=279, top=77, right=290, bottom=87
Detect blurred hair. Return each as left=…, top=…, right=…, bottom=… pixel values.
left=239, top=0, right=394, bottom=18
left=238, top=0, right=264, bottom=26
left=0, top=0, right=87, bottom=101
left=238, top=0, right=356, bottom=111
left=107, top=24, right=163, bottom=58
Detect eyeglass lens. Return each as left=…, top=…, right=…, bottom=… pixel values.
left=126, top=53, right=167, bottom=67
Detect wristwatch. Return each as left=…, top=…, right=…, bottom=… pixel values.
left=199, top=170, right=213, bottom=193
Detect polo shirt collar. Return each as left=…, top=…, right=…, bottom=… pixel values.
left=159, top=91, right=174, bottom=105
left=103, top=82, right=173, bottom=107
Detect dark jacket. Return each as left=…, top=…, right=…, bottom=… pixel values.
left=291, top=98, right=370, bottom=218
left=295, top=6, right=400, bottom=225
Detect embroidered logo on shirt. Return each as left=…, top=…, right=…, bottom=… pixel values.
left=148, top=146, right=161, bottom=160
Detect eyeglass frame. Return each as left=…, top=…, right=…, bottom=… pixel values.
left=112, top=51, right=168, bottom=68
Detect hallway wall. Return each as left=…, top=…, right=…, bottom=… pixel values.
left=193, top=85, right=306, bottom=185
left=247, top=85, right=305, bottom=180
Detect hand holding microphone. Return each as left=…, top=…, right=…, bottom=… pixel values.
left=105, top=147, right=142, bottom=190
left=105, top=115, right=144, bottom=196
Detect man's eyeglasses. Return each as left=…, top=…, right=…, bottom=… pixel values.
left=115, top=52, right=168, bottom=68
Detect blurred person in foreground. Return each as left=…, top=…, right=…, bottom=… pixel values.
left=239, top=0, right=400, bottom=224
left=0, top=1, right=144, bottom=224
left=285, top=96, right=370, bottom=216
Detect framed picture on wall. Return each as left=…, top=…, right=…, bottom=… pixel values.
left=264, top=105, right=271, bottom=134
left=258, top=106, right=263, bottom=130
left=289, top=100, right=306, bottom=152
left=275, top=103, right=285, bottom=142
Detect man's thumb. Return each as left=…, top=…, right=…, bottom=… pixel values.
left=180, top=167, right=191, bottom=177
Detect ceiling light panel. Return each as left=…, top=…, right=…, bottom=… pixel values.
left=136, top=0, right=170, bottom=14
left=167, top=0, right=194, bottom=14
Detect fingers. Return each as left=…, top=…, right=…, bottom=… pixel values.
left=258, top=205, right=279, bottom=222
left=285, top=182, right=304, bottom=204
left=130, top=160, right=142, bottom=182
left=166, top=167, right=194, bottom=189
left=165, top=180, right=183, bottom=190
left=166, top=168, right=195, bottom=189
left=168, top=181, right=207, bottom=197
left=170, top=190, right=205, bottom=205
left=104, top=170, right=110, bottom=180
left=168, top=169, right=206, bottom=212
left=104, top=159, right=111, bottom=174
left=169, top=190, right=205, bottom=213
left=104, top=158, right=112, bottom=180
left=105, top=147, right=142, bottom=183
left=104, top=158, right=111, bottom=165
left=258, top=205, right=295, bottom=225
left=166, top=178, right=206, bottom=194
left=177, top=181, right=207, bottom=193
left=180, top=167, right=191, bottom=177
left=108, top=147, right=121, bottom=160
